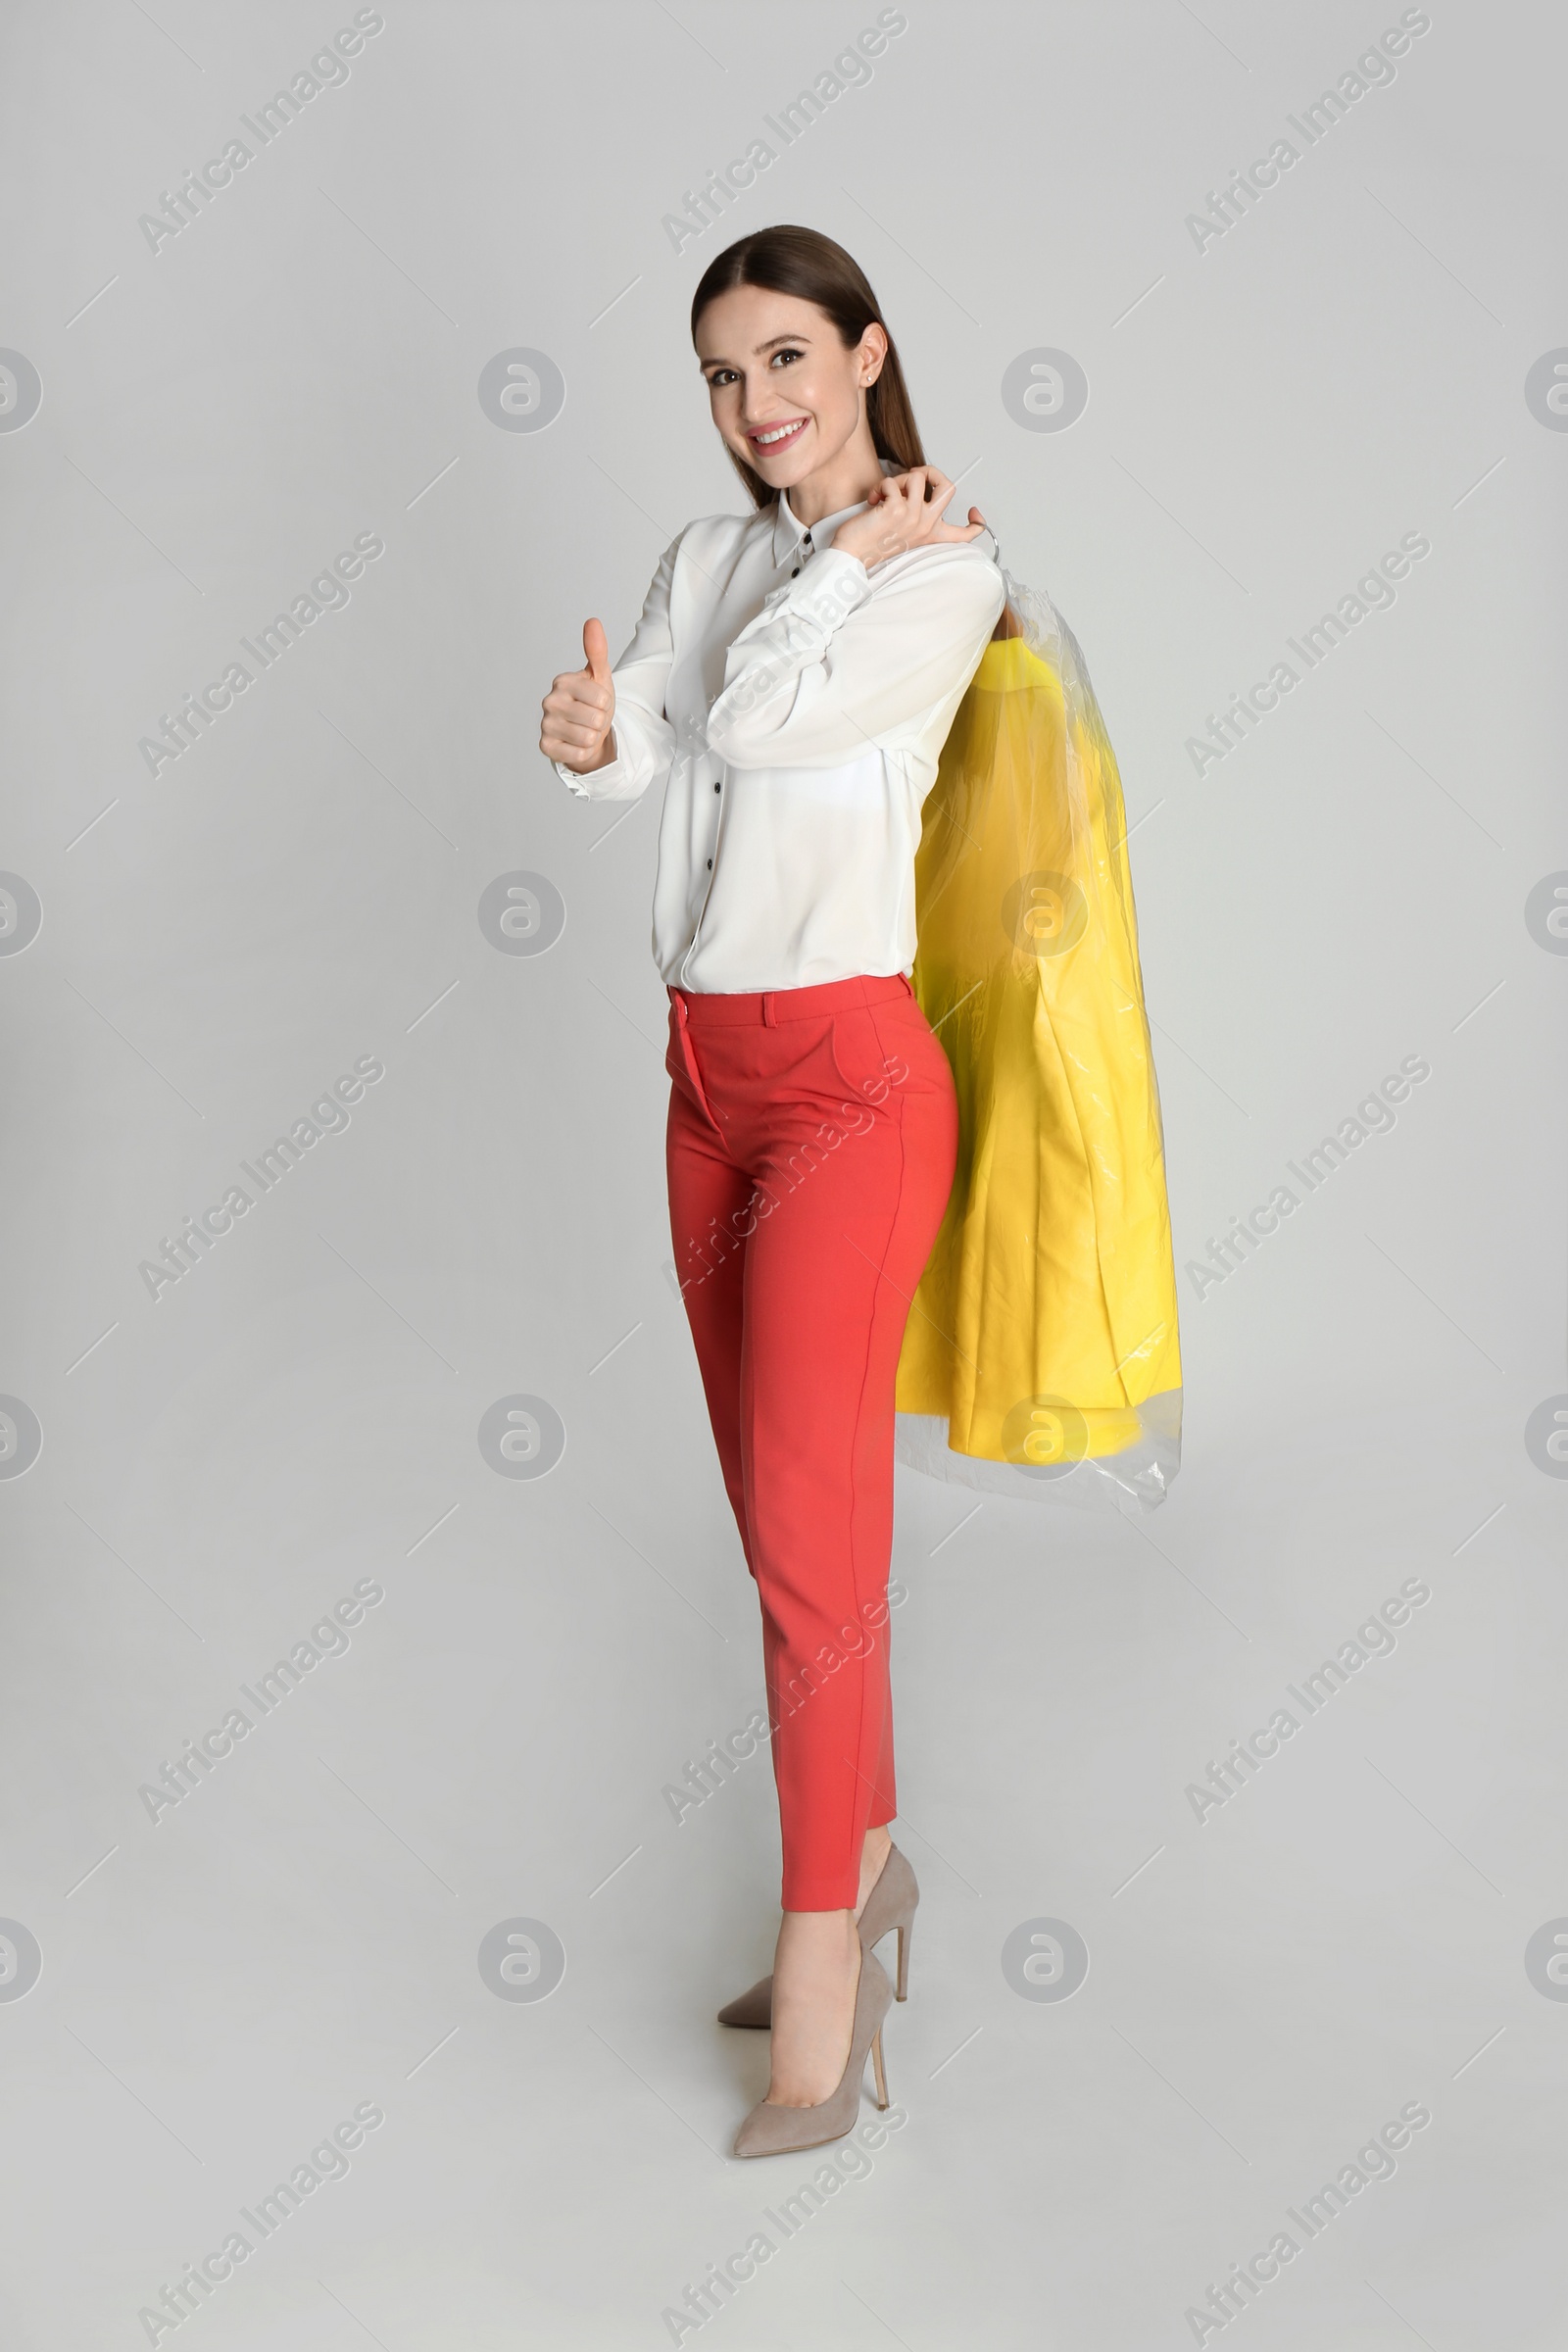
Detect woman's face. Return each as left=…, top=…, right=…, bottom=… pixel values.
left=695, top=285, right=887, bottom=492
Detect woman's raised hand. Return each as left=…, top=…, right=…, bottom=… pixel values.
left=832, top=468, right=988, bottom=572
left=540, top=618, right=616, bottom=773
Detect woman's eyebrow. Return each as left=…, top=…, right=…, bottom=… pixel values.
left=699, top=332, right=812, bottom=368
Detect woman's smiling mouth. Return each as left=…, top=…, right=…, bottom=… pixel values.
left=746, top=416, right=810, bottom=454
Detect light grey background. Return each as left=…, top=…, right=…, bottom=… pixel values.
left=2, top=2, right=1564, bottom=2344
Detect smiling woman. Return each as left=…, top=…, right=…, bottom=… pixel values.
left=539, top=213, right=1182, bottom=2161
left=540, top=222, right=1004, bottom=2157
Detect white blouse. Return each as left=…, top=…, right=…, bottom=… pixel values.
left=554, top=463, right=1005, bottom=992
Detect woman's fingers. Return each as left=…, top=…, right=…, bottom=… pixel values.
left=544, top=679, right=611, bottom=726
left=928, top=505, right=989, bottom=545
left=543, top=710, right=609, bottom=754
left=544, top=713, right=605, bottom=750
left=836, top=472, right=987, bottom=567
left=892, top=466, right=956, bottom=518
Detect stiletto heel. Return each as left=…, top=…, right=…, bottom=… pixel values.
left=717, top=1841, right=920, bottom=2029
left=732, top=1948, right=894, bottom=2158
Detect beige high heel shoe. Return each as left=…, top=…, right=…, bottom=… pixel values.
left=717, top=1841, right=918, bottom=2029
left=731, top=1945, right=893, bottom=2159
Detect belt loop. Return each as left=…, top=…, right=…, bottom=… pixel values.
left=762, top=992, right=777, bottom=1028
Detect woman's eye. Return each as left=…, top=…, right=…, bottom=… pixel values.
left=771, top=348, right=803, bottom=367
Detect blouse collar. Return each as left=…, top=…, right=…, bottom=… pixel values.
left=769, top=456, right=900, bottom=568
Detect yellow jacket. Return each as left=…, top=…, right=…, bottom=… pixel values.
left=895, top=576, right=1182, bottom=1514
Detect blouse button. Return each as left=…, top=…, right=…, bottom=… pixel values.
left=707, top=858, right=713, bottom=870
left=712, top=781, right=720, bottom=793
left=791, top=565, right=800, bottom=577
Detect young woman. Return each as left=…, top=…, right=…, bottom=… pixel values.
left=540, top=224, right=1004, bottom=2158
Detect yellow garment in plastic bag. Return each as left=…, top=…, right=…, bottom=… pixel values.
left=895, top=572, right=1182, bottom=1514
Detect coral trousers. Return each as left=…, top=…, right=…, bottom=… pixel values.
left=665, top=971, right=958, bottom=1911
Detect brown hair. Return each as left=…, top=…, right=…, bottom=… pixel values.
left=689, top=224, right=925, bottom=510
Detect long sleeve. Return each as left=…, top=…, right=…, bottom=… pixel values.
left=705, top=542, right=1004, bottom=773
left=553, top=535, right=680, bottom=804
left=549, top=491, right=1012, bottom=992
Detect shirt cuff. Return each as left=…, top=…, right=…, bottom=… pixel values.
left=553, top=749, right=625, bottom=798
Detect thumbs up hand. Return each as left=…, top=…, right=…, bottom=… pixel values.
left=541, top=617, right=617, bottom=773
